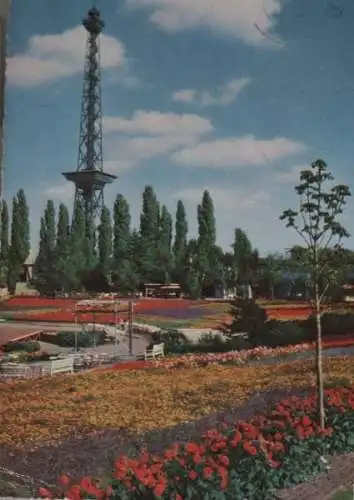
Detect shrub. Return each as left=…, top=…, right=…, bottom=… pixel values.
left=249, top=320, right=309, bottom=348
left=2, top=340, right=40, bottom=353
left=303, top=312, right=354, bottom=338
left=226, top=298, right=268, bottom=336
left=149, top=330, right=254, bottom=356
left=55, top=330, right=106, bottom=348
left=20, top=351, right=52, bottom=363
left=147, top=329, right=192, bottom=355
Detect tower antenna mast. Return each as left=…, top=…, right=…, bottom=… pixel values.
left=62, top=6, right=116, bottom=236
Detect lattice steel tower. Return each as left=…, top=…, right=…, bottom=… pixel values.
left=62, top=6, right=116, bottom=231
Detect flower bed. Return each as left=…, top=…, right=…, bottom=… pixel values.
left=40, top=385, right=354, bottom=499
left=4, top=297, right=78, bottom=308
left=10, top=309, right=126, bottom=323
left=2, top=356, right=354, bottom=449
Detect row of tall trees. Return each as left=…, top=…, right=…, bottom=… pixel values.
left=0, top=185, right=268, bottom=296
left=0, top=189, right=30, bottom=294
left=31, top=188, right=234, bottom=297
left=1, top=178, right=353, bottom=299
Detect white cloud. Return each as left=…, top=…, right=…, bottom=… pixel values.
left=104, top=160, right=134, bottom=174
left=172, top=89, right=197, bottom=104
left=174, top=186, right=270, bottom=210
left=126, top=0, right=284, bottom=47
left=274, top=164, right=307, bottom=183
left=43, top=183, right=74, bottom=201
left=173, top=78, right=251, bottom=107
left=103, top=110, right=213, bottom=171
left=7, top=25, right=127, bottom=87
left=171, top=135, right=308, bottom=169
left=104, top=110, right=213, bottom=136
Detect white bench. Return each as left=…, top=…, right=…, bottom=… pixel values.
left=50, top=357, right=74, bottom=375
left=144, top=343, right=165, bottom=360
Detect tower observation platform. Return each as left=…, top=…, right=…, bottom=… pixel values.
left=62, top=6, right=116, bottom=228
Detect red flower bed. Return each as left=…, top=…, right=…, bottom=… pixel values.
left=266, top=307, right=312, bottom=319
left=322, top=337, right=354, bottom=348
left=12, top=309, right=128, bottom=323
left=41, top=387, right=354, bottom=499
left=5, top=296, right=78, bottom=308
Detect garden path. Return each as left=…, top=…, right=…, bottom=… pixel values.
left=277, top=452, right=354, bottom=499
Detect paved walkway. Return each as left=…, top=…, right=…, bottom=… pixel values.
left=277, top=453, right=354, bottom=499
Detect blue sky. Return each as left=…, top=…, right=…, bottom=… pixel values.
left=4, top=0, right=354, bottom=256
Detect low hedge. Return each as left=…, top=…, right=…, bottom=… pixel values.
left=248, top=320, right=309, bottom=348
left=2, top=340, right=40, bottom=353
left=302, top=311, right=354, bottom=338
left=45, top=330, right=106, bottom=348
left=150, top=312, right=354, bottom=356
left=148, top=330, right=253, bottom=355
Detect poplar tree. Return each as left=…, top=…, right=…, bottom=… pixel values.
left=173, top=200, right=188, bottom=283
left=70, top=200, right=86, bottom=289
left=7, top=197, right=20, bottom=294
left=33, top=200, right=56, bottom=293
left=232, top=228, right=257, bottom=296
left=16, top=188, right=30, bottom=264
left=156, top=204, right=173, bottom=282
left=113, top=194, right=131, bottom=264
left=7, top=190, right=30, bottom=293
left=197, top=190, right=216, bottom=291
left=98, top=205, right=113, bottom=280
left=112, top=194, right=137, bottom=291
left=0, top=200, right=9, bottom=285
left=139, top=185, right=160, bottom=282
left=54, top=203, right=73, bottom=293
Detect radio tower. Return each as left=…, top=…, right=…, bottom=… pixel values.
left=62, top=6, right=116, bottom=235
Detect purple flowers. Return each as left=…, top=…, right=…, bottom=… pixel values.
left=143, top=308, right=208, bottom=319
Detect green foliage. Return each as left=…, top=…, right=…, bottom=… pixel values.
left=54, top=203, right=75, bottom=293
left=138, top=186, right=160, bottom=283
left=148, top=329, right=252, bottom=355
left=303, top=311, right=354, bottom=338
left=8, top=192, right=30, bottom=294
left=64, top=386, right=354, bottom=499
left=0, top=200, right=9, bottom=286
left=32, top=200, right=57, bottom=294
left=98, top=205, right=113, bottom=279
left=54, top=330, right=106, bottom=348
left=280, top=159, right=351, bottom=299
left=173, top=200, right=188, bottom=282
left=258, top=254, right=285, bottom=299
left=2, top=340, right=40, bottom=353
left=112, top=195, right=138, bottom=292
left=155, top=205, right=173, bottom=282
left=197, top=190, right=216, bottom=290
left=226, top=298, right=268, bottom=336
left=280, top=158, right=351, bottom=427
left=16, top=189, right=30, bottom=264
left=232, top=229, right=260, bottom=297
left=148, top=329, right=191, bottom=354
left=251, top=320, right=308, bottom=348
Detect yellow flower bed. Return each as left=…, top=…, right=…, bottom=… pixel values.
left=1, top=357, right=353, bottom=448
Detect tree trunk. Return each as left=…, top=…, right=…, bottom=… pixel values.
left=314, top=280, right=325, bottom=428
